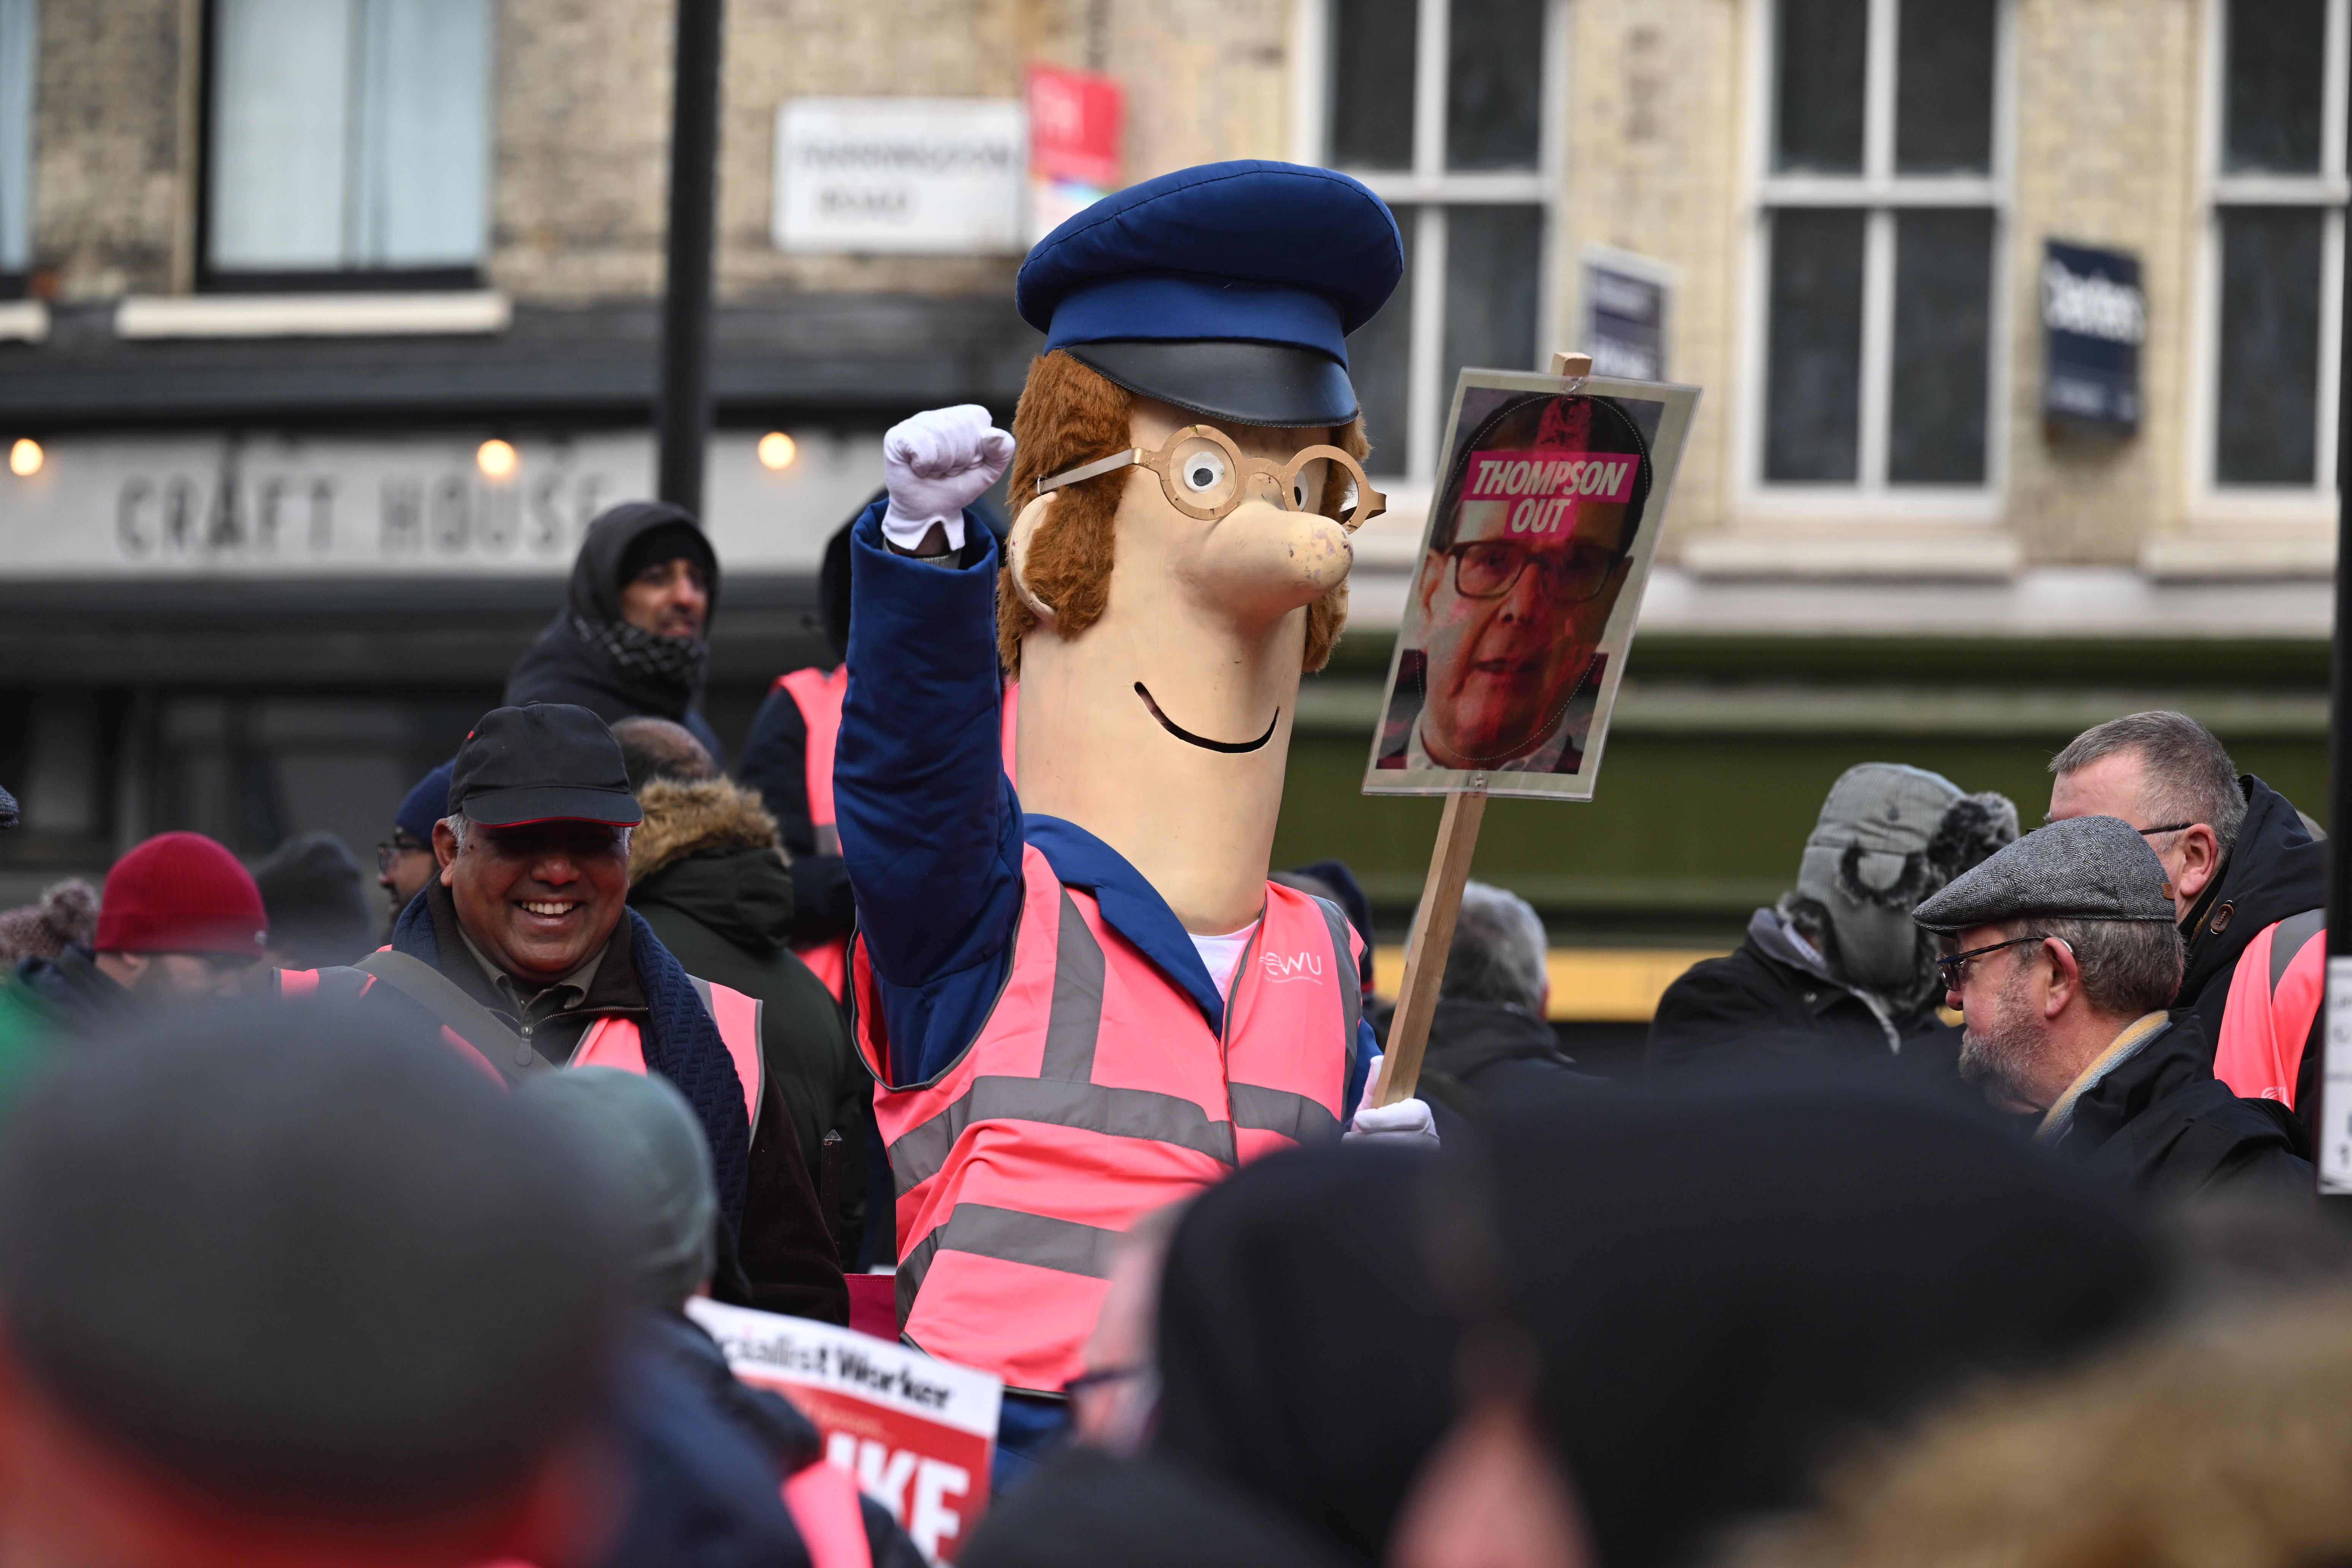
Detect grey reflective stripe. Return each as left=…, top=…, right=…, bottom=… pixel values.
left=897, top=1203, right=1121, bottom=1327
left=1228, top=1081, right=1343, bottom=1146
left=1040, top=887, right=1107, bottom=1081
left=1307, top=894, right=1363, bottom=1046
left=890, top=1075, right=1238, bottom=1196
left=2270, top=907, right=2327, bottom=993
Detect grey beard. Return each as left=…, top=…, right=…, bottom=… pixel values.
left=1957, top=974, right=2044, bottom=1110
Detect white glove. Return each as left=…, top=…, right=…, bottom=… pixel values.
left=882, top=405, right=1015, bottom=554
left=1344, top=1054, right=1440, bottom=1147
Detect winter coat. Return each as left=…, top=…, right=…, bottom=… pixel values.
left=8, top=945, right=139, bottom=1035
left=2054, top=1008, right=2310, bottom=1203
left=1718, top=1290, right=2352, bottom=1568
left=1414, top=996, right=1596, bottom=1122
left=1647, top=912, right=1958, bottom=1078
left=627, top=777, right=868, bottom=1254
left=505, top=501, right=726, bottom=761
left=365, top=882, right=848, bottom=1325
left=2175, top=774, right=2324, bottom=1043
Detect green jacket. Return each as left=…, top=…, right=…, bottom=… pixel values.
left=627, top=779, right=867, bottom=1252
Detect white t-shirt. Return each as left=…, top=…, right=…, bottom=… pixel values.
left=1189, top=921, right=1263, bottom=1001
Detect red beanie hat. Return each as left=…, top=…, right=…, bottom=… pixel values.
left=94, top=833, right=268, bottom=958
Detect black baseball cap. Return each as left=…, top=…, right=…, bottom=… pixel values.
left=449, top=705, right=643, bottom=828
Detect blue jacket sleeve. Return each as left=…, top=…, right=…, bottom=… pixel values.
left=833, top=503, right=1025, bottom=1087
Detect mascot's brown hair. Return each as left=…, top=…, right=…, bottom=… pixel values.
left=999, top=350, right=1370, bottom=677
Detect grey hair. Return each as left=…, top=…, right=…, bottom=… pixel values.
left=441, top=812, right=631, bottom=854
left=2004, top=915, right=2184, bottom=1017
left=1439, top=881, right=1548, bottom=1015
left=2051, top=711, right=2245, bottom=852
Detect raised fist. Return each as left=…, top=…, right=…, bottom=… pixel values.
left=881, top=405, right=1016, bottom=554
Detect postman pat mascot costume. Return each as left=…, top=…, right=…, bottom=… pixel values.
left=834, top=161, right=1434, bottom=1476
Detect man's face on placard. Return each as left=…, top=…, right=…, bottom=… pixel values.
left=1413, top=483, right=1633, bottom=770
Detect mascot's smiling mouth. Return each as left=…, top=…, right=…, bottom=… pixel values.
left=1134, top=682, right=1279, bottom=754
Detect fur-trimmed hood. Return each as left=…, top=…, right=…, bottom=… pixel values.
left=1718, top=1290, right=2352, bottom=1568
left=628, top=778, right=786, bottom=888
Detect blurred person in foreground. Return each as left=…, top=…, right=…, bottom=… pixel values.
left=378, top=760, right=453, bottom=930
left=1719, top=1284, right=2352, bottom=1568
left=614, top=716, right=871, bottom=1260
left=2047, top=711, right=2333, bottom=1139
left=1470, top=1075, right=2160, bottom=1568
left=507, top=501, right=727, bottom=763
left=521, top=1067, right=926, bottom=1568
left=1913, top=814, right=2308, bottom=1200
left=977, top=1070, right=2158, bottom=1568
left=252, top=831, right=378, bottom=969
left=0, top=997, right=627, bottom=1568
left=281, top=704, right=847, bottom=1323
left=10, top=831, right=267, bottom=1031
left=1404, top=880, right=1589, bottom=1123
left=1651, top=764, right=2017, bottom=1077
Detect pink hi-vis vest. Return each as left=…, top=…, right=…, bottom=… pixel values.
left=279, top=964, right=765, bottom=1130
left=2215, top=908, right=2325, bottom=1109
left=774, top=664, right=1020, bottom=1002
left=851, top=843, right=1361, bottom=1393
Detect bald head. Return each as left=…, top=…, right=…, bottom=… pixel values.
left=612, top=717, right=715, bottom=792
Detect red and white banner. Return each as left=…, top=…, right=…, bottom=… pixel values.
left=688, top=1299, right=1004, bottom=1563
left=1026, top=65, right=1122, bottom=242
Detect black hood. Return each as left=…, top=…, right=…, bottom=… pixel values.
left=2179, top=775, right=2325, bottom=1010
left=569, top=501, right=719, bottom=626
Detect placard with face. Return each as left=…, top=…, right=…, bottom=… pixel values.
left=1363, top=368, right=1698, bottom=800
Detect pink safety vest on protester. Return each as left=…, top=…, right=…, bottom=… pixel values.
left=773, top=665, right=1020, bottom=1003
left=851, top=843, right=1361, bottom=1393
left=2214, top=908, right=2325, bottom=1108
left=280, top=963, right=766, bottom=1129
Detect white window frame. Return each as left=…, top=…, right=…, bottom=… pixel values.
left=1291, top=0, right=1568, bottom=488
left=2186, top=0, right=2349, bottom=524
left=1735, top=0, right=2015, bottom=525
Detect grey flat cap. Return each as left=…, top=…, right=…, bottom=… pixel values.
left=1912, top=814, right=2176, bottom=933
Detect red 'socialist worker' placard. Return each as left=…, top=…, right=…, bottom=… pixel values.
left=688, top=1298, right=1005, bottom=1563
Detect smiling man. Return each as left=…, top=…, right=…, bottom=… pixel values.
left=283, top=703, right=847, bottom=1325
left=1377, top=394, right=1649, bottom=775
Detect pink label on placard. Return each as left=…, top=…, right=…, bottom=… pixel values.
left=1463, top=450, right=1639, bottom=503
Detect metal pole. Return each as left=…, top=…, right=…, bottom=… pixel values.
left=656, top=0, right=723, bottom=516
left=2323, top=153, right=2352, bottom=1191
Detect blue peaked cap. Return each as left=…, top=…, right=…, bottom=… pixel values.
left=1017, top=161, right=1404, bottom=368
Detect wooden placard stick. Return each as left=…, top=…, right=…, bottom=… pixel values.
left=1372, top=787, right=1489, bottom=1107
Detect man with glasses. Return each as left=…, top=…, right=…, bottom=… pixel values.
left=377, top=760, right=451, bottom=931
left=8, top=831, right=269, bottom=1030
left=1375, top=394, right=1649, bottom=774
left=2045, top=712, right=2325, bottom=1125
left=1913, top=814, right=2306, bottom=1200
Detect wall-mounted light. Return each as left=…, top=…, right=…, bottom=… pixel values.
left=476, top=438, right=518, bottom=479
left=757, top=432, right=798, bottom=471
left=9, top=438, right=42, bottom=476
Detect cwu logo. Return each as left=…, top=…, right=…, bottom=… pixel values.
left=1260, top=950, right=1324, bottom=985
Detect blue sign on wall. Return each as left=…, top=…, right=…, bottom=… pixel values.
left=2042, top=240, right=2145, bottom=430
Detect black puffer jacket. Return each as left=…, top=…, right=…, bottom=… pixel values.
left=2056, top=1009, right=2310, bottom=1202
left=506, top=501, right=725, bottom=761
left=2173, top=775, right=2325, bottom=1045
left=1648, top=910, right=1959, bottom=1078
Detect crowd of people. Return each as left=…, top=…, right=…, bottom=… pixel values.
left=0, top=474, right=2340, bottom=1567
left=0, top=154, right=2345, bottom=1568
